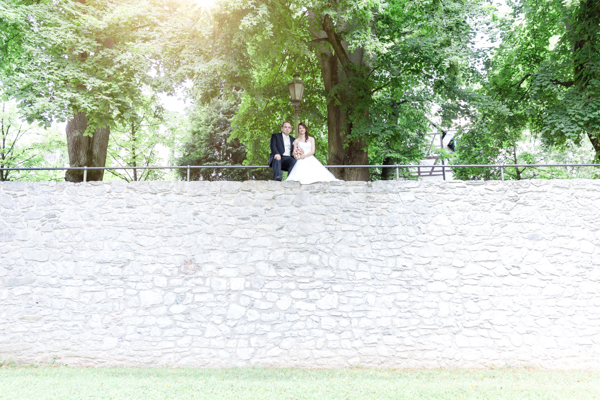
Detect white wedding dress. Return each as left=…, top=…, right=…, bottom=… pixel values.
left=286, top=140, right=340, bottom=184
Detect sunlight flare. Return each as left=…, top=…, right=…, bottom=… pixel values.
left=194, top=0, right=215, bottom=9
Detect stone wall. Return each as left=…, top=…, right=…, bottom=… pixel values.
left=1, top=180, right=599, bottom=368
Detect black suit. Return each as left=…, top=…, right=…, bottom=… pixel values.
left=269, top=132, right=296, bottom=179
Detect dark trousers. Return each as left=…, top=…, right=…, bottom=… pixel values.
left=272, top=156, right=296, bottom=179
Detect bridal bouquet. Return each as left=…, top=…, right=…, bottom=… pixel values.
left=293, top=147, right=304, bottom=160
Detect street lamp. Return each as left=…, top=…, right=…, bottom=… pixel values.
left=288, top=74, right=305, bottom=136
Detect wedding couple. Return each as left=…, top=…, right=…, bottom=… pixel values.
left=268, top=121, right=340, bottom=184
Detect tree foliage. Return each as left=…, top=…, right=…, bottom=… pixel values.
left=177, top=94, right=270, bottom=181
left=454, top=0, right=600, bottom=179
left=0, top=101, right=67, bottom=182
left=367, top=95, right=431, bottom=180
left=5, top=0, right=597, bottom=183
left=0, top=0, right=167, bottom=135
left=105, top=98, right=184, bottom=182
left=154, top=0, right=483, bottom=180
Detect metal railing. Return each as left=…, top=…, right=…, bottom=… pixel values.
left=1, top=163, right=600, bottom=182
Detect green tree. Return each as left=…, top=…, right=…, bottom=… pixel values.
left=0, top=0, right=167, bottom=181
left=509, top=130, right=597, bottom=179
left=367, top=95, right=431, bottom=180
left=454, top=0, right=600, bottom=179
left=1, top=101, right=67, bottom=182
left=178, top=94, right=270, bottom=181
left=105, top=99, right=184, bottom=182
left=157, top=0, right=483, bottom=181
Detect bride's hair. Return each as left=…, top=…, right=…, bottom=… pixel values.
left=298, top=123, right=309, bottom=142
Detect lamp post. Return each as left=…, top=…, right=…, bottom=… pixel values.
left=288, top=74, right=305, bottom=136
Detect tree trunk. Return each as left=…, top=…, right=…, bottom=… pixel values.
left=316, top=26, right=369, bottom=181
left=1, top=125, right=6, bottom=182
left=381, top=157, right=395, bottom=180
left=586, top=132, right=600, bottom=161
left=512, top=145, right=522, bottom=180
left=64, top=2, right=114, bottom=182
left=131, top=121, right=138, bottom=181
left=573, top=0, right=600, bottom=161
left=65, top=112, right=110, bottom=182
left=1, top=103, right=9, bottom=181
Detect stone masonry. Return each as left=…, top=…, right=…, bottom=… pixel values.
left=1, top=180, right=599, bottom=368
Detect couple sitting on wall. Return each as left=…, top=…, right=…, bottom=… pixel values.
left=268, top=121, right=340, bottom=185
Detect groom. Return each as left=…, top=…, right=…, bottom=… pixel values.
left=268, top=121, right=296, bottom=181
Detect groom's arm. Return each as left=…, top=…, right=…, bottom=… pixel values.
left=270, top=134, right=281, bottom=161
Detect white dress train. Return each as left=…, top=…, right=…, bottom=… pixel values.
left=286, top=141, right=340, bottom=184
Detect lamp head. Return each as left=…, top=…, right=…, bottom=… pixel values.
left=288, top=74, right=305, bottom=103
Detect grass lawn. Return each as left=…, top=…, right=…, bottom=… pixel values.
left=1, top=366, right=599, bottom=399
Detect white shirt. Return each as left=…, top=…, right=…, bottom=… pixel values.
left=282, top=133, right=291, bottom=157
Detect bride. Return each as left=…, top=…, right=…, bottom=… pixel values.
left=286, top=123, right=341, bottom=184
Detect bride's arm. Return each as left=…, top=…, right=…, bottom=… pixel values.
left=303, top=137, right=316, bottom=158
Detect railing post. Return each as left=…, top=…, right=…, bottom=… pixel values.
left=395, top=164, right=399, bottom=180
left=501, top=166, right=505, bottom=181
left=83, top=166, right=87, bottom=183
left=187, top=166, right=190, bottom=182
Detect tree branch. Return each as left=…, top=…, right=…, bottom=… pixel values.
left=1, top=32, right=22, bottom=55
left=510, top=74, right=532, bottom=88
left=367, top=66, right=381, bottom=79
left=106, top=168, right=129, bottom=182
left=322, top=15, right=354, bottom=76
left=109, top=153, right=131, bottom=181
left=14, top=153, right=41, bottom=166
left=306, top=38, right=328, bottom=44
left=6, top=125, right=32, bottom=159
left=551, top=79, right=575, bottom=87
left=134, top=23, right=155, bottom=31
left=370, top=80, right=393, bottom=94
left=140, top=144, right=158, bottom=180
